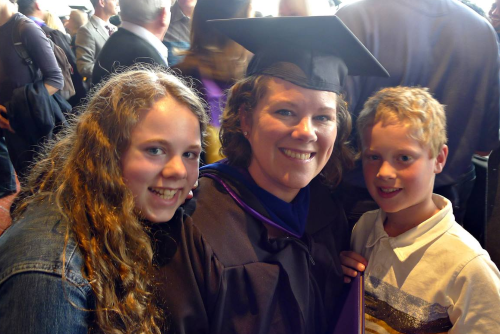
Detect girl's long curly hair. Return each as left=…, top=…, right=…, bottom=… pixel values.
left=12, top=67, right=208, bottom=334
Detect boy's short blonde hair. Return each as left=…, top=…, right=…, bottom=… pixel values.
left=357, top=86, right=447, bottom=157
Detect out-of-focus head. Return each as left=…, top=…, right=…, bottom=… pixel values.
left=177, top=0, right=197, bottom=12
left=119, top=0, right=170, bottom=27
left=490, top=0, right=500, bottom=29
left=65, top=9, right=88, bottom=35
left=43, top=11, right=66, bottom=32
left=357, top=86, right=447, bottom=158
left=279, top=0, right=332, bottom=16
left=190, top=0, right=253, bottom=52
left=91, top=0, right=118, bottom=17
left=214, top=17, right=388, bottom=197
left=16, top=0, right=36, bottom=16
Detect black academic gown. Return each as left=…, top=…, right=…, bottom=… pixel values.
left=155, top=169, right=350, bottom=334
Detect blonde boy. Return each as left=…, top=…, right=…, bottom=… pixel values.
left=341, top=87, right=500, bottom=333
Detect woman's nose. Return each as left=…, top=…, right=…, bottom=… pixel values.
left=292, top=117, right=317, bottom=142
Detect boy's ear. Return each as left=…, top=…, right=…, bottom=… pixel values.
left=434, top=144, right=448, bottom=174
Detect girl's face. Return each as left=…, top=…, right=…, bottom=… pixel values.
left=121, top=96, right=202, bottom=223
left=241, top=77, right=338, bottom=202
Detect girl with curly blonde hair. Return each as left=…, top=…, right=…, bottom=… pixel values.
left=0, top=67, right=208, bottom=334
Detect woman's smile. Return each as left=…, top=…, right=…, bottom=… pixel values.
left=241, top=77, right=338, bottom=202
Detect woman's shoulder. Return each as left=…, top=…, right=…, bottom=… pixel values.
left=0, top=201, right=87, bottom=288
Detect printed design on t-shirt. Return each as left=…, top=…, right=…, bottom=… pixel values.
left=364, top=275, right=452, bottom=334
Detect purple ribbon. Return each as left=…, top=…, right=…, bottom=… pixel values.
left=202, top=173, right=301, bottom=238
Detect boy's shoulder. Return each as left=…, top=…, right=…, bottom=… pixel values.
left=350, top=209, right=383, bottom=253
left=439, top=221, right=489, bottom=263
left=353, top=209, right=383, bottom=234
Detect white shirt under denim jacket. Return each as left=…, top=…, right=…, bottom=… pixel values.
left=351, top=194, right=500, bottom=334
left=0, top=202, right=93, bottom=334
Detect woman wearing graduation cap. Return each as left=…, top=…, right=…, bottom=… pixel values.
left=156, top=16, right=388, bottom=333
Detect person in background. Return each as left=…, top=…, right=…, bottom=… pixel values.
left=156, top=16, right=388, bottom=333
left=44, top=10, right=67, bottom=34
left=0, top=67, right=208, bottom=334
left=65, top=9, right=89, bottom=107
left=489, top=0, right=500, bottom=38
left=163, top=0, right=196, bottom=66
left=341, top=86, right=500, bottom=333
left=75, top=0, right=118, bottom=84
left=173, top=0, right=253, bottom=163
left=0, top=0, right=19, bottom=228
left=17, top=0, right=73, bottom=61
left=92, top=0, right=171, bottom=86
left=64, top=9, right=88, bottom=45
left=336, top=0, right=500, bottom=226
left=0, top=0, right=63, bottom=185
left=279, top=0, right=332, bottom=16
left=109, top=13, right=121, bottom=27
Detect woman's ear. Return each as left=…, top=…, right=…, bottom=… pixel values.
left=434, top=144, right=448, bottom=174
left=239, top=104, right=252, bottom=135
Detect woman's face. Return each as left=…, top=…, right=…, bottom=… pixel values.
left=121, top=96, right=202, bottom=223
left=241, top=77, right=338, bottom=202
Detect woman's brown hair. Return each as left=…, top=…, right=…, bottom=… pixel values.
left=13, top=67, right=208, bottom=334
left=220, top=75, right=354, bottom=186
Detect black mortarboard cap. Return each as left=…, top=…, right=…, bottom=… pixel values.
left=207, top=16, right=389, bottom=93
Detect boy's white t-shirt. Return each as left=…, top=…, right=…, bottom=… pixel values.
left=351, top=194, right=500, bottom=334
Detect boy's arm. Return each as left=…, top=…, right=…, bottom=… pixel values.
left=448, top=255, right=500, bottom=333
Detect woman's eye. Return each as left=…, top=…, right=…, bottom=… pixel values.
left=147, top=147, right=164, bottom=156
left=314, top=115, right=333, bottom=122
left=275, top=109, right=293, bottom=116
left=183, top=151, right=200, bottom=159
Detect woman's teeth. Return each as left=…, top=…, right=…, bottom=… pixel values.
left=149, top=188, right=177, bottom=199
left=283, top=149, right=312, bottom=160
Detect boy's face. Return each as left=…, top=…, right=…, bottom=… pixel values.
left=361, top=120, right=447, bottom=218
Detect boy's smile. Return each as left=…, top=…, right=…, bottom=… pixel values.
left=362, top=121, right=447, bottom=231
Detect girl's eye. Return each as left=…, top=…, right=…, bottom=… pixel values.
left=147, top=147, right=164, bottom=156
left=275, top=109, right=293, bottom=116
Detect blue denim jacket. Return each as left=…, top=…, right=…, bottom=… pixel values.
left=0, top=202, right=95, bottom=333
